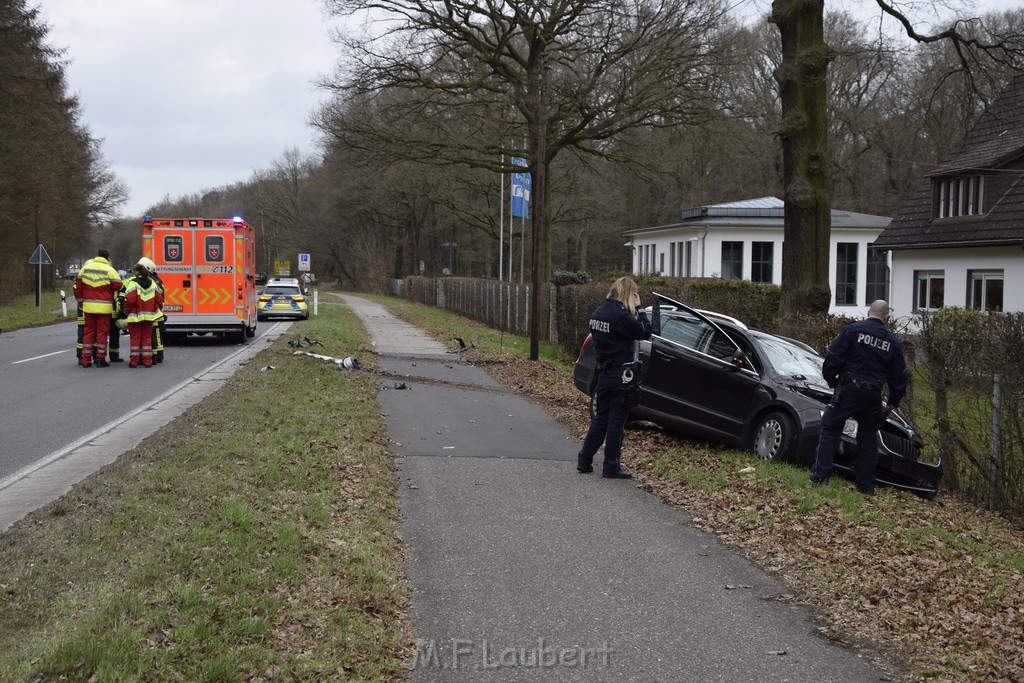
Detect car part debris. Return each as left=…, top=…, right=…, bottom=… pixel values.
left=260, top=365, right=276, bottom=372
left=292, top=350, right=362, bottom=371
left=339, top=355, right=359, bottom=369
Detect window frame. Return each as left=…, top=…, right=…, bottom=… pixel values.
left=968, top=269, right=1004, bottom=312
left=750, top=241, right=774, bottom=283
left=914, top=270, right=945, bottom=311
left=834, top=242, right=858, bottom=306
left=721, top=241, right=743, bottom=280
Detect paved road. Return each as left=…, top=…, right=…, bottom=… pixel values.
left=0, top=320, right=291, bottom=531
left=342, top=294, right=891, bottom=682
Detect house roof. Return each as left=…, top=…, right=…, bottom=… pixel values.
left=931, top=75, right=1024, bottom=176
left=625, top=196, right=890, bottom=236
left=875, top=75, right=1024, bottom=250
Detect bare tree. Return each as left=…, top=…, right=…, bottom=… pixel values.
left=318, top=0, right=729, bottom=357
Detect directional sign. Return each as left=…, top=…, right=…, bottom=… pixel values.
left=28, top=244, right=52, bottom=265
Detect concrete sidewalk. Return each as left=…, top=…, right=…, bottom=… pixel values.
left=342, top=295, right=888, bottom=682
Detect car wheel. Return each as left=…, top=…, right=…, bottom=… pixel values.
left=750, top=411, right=797, bottom=461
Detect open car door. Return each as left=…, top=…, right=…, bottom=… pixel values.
left=641, top=293, right=760, bottom=438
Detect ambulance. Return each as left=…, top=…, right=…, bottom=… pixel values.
left=141, top=216, right=258, bottom=343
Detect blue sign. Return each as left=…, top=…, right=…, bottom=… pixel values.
left=510, top=156, right=531, bottom=219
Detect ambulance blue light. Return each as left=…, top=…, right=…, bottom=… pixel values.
left=233, top=215, right=243, bottom=224
left=143, top=215, right=152, bottom=222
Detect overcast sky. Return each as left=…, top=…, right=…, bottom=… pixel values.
left=40, top=0, right=341, bottom=217
left=40, top=0, right=1021, bottom=219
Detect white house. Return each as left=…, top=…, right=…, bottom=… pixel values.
left=874, top=74, right=1024, bottom=316
left=625, top=196, right=892, bottom=316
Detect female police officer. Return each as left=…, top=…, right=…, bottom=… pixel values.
left=577, top=277, right=652, bottom=479
left=810, top=299, right=908, bottom=495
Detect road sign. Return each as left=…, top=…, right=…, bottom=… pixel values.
left=274, top=260, right=291, bottom=277
left=298, top=253, right=310, bottom=272
left=28, top=244, right=52, bottom=265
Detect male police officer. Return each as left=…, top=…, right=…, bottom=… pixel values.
left=810, top=300, right=908, bottom=495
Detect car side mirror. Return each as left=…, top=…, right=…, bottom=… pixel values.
left=731, top=351, right=749, bottom=369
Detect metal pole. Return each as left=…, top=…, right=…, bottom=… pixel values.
left=529, top=46, right=548, bottom=361
left=35, top=206, right=41, bottom=308
left=990, top=373, right=1002, bottom=511
left=499, top=152, right=505, bottom=281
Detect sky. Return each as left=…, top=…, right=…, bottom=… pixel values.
left=39, top=0, right=342, bottom=217
left=39, top=0, right=1021, bottom=219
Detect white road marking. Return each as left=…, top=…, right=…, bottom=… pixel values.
left=12, top=350, right=72, bottom=364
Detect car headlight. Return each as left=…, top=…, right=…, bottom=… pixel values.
left=843, top=418, right=858, bottom=438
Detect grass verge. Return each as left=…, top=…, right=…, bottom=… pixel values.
left=0, top=302, right=413, bottom=681
left=0, top=290, right=73, bottom=331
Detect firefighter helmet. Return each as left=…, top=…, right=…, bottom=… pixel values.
left=137, top=257, right=157, bottom=273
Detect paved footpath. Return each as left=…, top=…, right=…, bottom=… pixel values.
left=342, top=295, right=890, bottom=682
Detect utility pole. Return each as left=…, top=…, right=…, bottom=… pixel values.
left=529, top=46, right=548, bottom=361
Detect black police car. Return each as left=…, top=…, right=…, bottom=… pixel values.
left=572, top=293, right=942, bottom=498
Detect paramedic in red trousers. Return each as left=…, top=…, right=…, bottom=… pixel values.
left=810, top=300, right=909, bottom=495
left=122, top=259, right=164, bottom=368
left=577, top=277, right=652, bottom=479
left=74, top=249, right=122, bottom=368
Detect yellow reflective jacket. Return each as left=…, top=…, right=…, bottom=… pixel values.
left=74, top=257, right=122, bottom=315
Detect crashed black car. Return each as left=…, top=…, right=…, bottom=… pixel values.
left=572, top=293, right=942, bottom=498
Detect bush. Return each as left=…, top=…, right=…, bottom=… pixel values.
left=551, top=270, right=591, bottom=286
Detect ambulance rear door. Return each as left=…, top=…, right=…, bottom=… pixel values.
left=152, top=225, right=194, bottom=317
left=193, top=225, right=237, bottom=318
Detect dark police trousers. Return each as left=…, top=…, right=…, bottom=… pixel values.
left=578, top=370, right=631, bottom=474
left=812, top=385, right=884, bottom=491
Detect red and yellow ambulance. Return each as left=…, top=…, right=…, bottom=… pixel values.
left=141, top=216, right=258, bottom=343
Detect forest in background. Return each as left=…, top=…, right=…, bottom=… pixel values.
left=2, top=0, right=1022, bottom=301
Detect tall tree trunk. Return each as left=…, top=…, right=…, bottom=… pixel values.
left=771, top=0, right=833, bottom=325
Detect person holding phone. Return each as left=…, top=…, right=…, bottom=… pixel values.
left=577, top=277, right=652, bottom=479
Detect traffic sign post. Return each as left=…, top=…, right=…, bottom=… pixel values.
left=298, top=253, right=310, bottom=272
left=28, top=244, right=53, bottom=308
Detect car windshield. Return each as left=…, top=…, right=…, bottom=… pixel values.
left=264, top=286, right=301, bottom=296
left=751, top=331, right=825, bottom=379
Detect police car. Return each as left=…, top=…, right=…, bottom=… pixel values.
left=572, top=292, right=942, bottom=498
left=257, top=277, right=309, bottom=321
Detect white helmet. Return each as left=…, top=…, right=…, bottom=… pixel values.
left=137, top=257, right=157, bottom=273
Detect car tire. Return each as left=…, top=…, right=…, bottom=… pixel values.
left=750, top=411, right=797, bottom=461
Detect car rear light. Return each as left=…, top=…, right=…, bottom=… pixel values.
left=258, top=295, right=270, bottom=302
left=293, top=296, right=305, bottom=302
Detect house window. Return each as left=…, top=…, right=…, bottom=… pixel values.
left=659, top=252, right=665, bottom=274
left=969, top=270, right=1003, bottom=312
left=914, top=270, right=945, bottom=311
left=835, top=243, right=858, bottom=305
left=669, top=243, right=676, bottom=276
left=751, top=242, right=773, bottom=283
left=935, top=176, right=985, bottom=218
left=683, top=241, right=692, bottom=277
left=865, top=247, right=889, bottom=304
left=721, top=241, right=743, bottom=280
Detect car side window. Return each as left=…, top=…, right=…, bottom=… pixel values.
left=659, top=313, right=707, bottom=350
